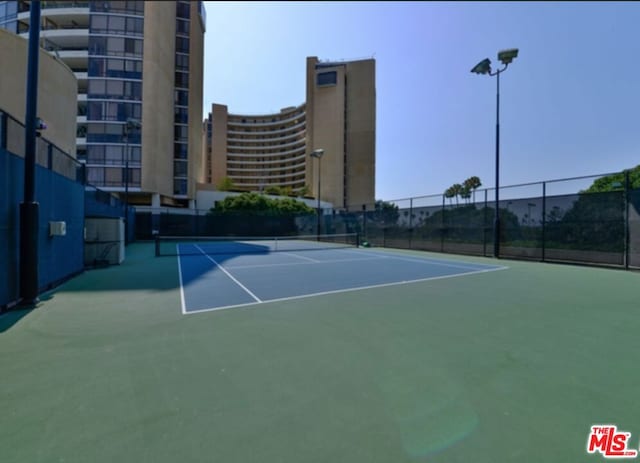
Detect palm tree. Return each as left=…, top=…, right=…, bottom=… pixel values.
left=451, top=183, right=463, bottom=206
left=463, top=176, right=482, bottom=204
left=460, top=186, right=472, bottom=204
left=444, top=186, right=455, bottom=206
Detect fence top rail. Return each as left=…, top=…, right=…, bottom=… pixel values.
left=1, top=107, right=78, bottom=167
left=376, top=171, right=626, bottom=207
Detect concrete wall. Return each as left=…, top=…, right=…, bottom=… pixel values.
left=141, top=1, right=176, bottom=198
left=306, top=56, right=376, bottom=210
left=210, top=103, right=228, bottom=188
left=306, top=57, right=347, bottom=208
left=345, top=59, right=376, bottom=210
left=0, top=28, right=77, bottom=156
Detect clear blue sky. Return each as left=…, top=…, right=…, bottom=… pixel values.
left=203, top=1, right=640, bottom=202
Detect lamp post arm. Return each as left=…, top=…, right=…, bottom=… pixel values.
left=489, top=63, right=509, bottom=77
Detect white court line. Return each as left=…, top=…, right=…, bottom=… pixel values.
left=177, top=244, right=188, bottom=315
left=225, top=256, right=383, bottom=270
left=337, top=248, right=507, bottom=271
left=183, top=265, right=508, bottom=315
left=282, top=252, right=321, bottom=263
left=194, top=244, right=262, bottom=303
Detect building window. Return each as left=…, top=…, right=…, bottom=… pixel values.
left=175, top=71, right=189, bottom=88
left=87, top=167, right=104, bottom=184
left=317, top=71, right=337, bottom=87
left=173, top=179, right=187, bottom=195
left=174, top=160, right=188, bottom=176
left=176, top=1, right=191, bottom=19
left=174, top=90, right=189, bottom=106
left=174, top=107, right=189, bottom=124
left=175, top=54, right=189, bottom=70
left=174, top=143, right=188, bottom=159
left=174, top=125, right=188, bottom=141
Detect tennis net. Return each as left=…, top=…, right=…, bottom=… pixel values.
left=155, top=233, right=360, bottom=257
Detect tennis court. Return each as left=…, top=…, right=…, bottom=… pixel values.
left=163, top=234, right=506, bottom=313
left=2, top=241, right=640, bottom=463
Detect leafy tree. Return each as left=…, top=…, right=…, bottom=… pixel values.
left=371, top=200, right=400, bottom=225
left=280, top=186, right=294, bottom=197
left=210, top=192, right=314, bottom=215
left=582, top=165, right=640, bottom=193
left=217, top=176, right=235, bottom=191
left=264, top=185, right=283, bottom=196
left=296, top=185, right=311, bottom=197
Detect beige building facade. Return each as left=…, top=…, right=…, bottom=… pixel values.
left=204, top=56, right=376, bottom=210
left=0, top=1, right=205, bottom=208
left=0, top=28, right=77, bottom=155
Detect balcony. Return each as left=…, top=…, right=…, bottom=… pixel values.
left=232, top=178, right=306, bottom=188
left=227, top=120, right=306, bottom=137
left=227, top=163, right=306, bottom=174
left=227, top=129, right=306, bottom=145
left=41, top=28, right=89, bottom=50
left=228, top=111, right=306, bottom=128
left=228, top=171, right=306, bottom=181
left=227, top=144, right=306, bottom=159
left=227, top=153, right=307, bottom=166
left=228, top=138, right=306, bottom=152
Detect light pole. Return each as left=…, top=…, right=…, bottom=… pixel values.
left=310, top=148, right=324, bottom=238
left=471, top=48, right=518, bottom=258
left=123, top=117, right=141, bottom=245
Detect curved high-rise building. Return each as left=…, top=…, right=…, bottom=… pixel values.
left=205, top=56, right=376, bottom=211
left=223, top=104, right=308, bottom=192
left=0, top=0, right=205, bottom=208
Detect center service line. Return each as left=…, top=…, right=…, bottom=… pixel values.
left=194, top=244, right=262, bottom=303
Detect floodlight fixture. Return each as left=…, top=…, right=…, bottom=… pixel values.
left=498, top=48, right=519, bottom=65
left=471, top=58, right=492, bottom=75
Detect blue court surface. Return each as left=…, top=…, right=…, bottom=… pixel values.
left=176, top=244, right=507, bottom=314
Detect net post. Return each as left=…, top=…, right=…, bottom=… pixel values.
left=356, top=233, right=360, bottom=248
left=154, top=234, right=160, bottom=257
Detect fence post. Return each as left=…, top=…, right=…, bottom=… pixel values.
left=408, top=197, right=413, bottom=249
left=483, top=189, right=488, bottom=256
left=80, top=163, right=87, bottom=185
left=362, top=204, right=367, bottom=241
left=624, top=170, right=630, bottom=270
left=47, top=143, right=53, bottom=170
left=0, top=111, right=6, bottom=149
left=541, top=182, right=546, bottom=262
left=441, top=194, right=445, bottom=253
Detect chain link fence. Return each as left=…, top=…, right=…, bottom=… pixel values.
left=139, top=171, right=639, bottom=270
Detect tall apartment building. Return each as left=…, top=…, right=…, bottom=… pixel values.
left=205, top=56, right=376, bottom=210
left=0, top=0, right=205, bottom=208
